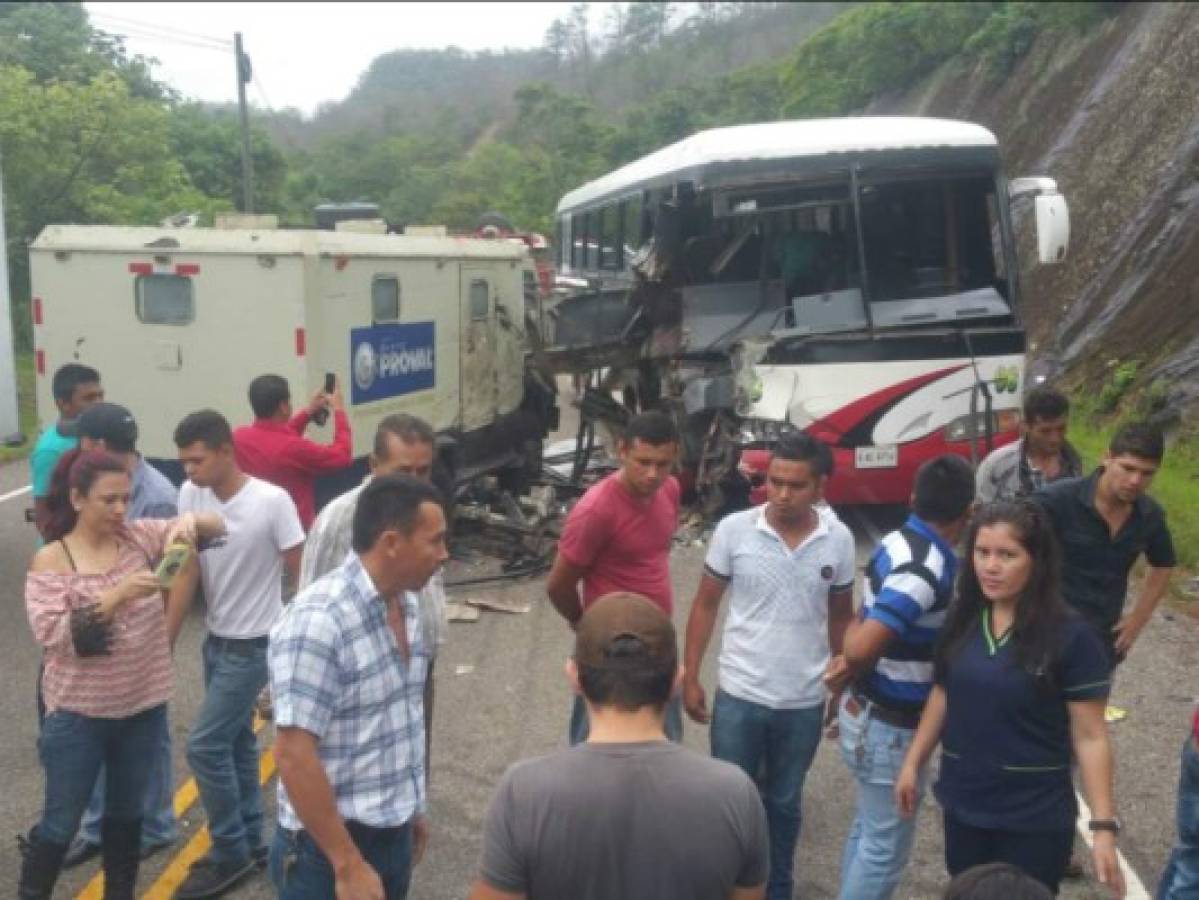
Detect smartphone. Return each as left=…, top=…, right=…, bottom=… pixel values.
left=312, top=372, right=336, bottom=426
left=156, top=542, right=193, bottom=588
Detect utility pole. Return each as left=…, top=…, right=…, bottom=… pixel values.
left=0, top=154, right=23, bottom=444
left=234, top=32, right=255, bottom=214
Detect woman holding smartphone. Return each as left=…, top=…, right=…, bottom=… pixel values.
left=895, top=500, right=1125, bottom=897
left=19, top=449, right=223, bottom=898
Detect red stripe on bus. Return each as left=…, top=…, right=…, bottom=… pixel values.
left=295, top=328, right=306, bottom=357
left=33, top=297, right=42, bottom=325
left=36, top=350, right=45, bottom=375
left=175, top=263, right=200, bottom=276
left=128, top=262, right=153, bottom=275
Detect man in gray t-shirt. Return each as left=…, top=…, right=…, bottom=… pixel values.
left=470, top=593, right=768, bottom=900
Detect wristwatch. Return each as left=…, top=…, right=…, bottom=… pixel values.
left=1088, top=817, right=1122, bottom=836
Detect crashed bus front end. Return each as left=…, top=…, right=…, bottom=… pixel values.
left=544, top=119, right=1068, bottom=509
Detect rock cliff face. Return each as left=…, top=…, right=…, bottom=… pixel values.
left=868, top=3, right=1199, bottom=418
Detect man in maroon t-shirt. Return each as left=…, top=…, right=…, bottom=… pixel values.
left=547, top=410, right=682, bottom=744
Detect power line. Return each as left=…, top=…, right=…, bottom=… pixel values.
left=91, top=21, right=234, bottom=55
left=88, top=12, right=233, bottom=49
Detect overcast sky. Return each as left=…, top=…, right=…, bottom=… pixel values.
left=83, top=2, right=614, bottom=116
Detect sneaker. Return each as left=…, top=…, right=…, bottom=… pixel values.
left=173, top=855, right=256, bottom=899
left=62, top=836, right=102, bottom=869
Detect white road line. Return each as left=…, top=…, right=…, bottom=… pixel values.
left=1076, top=790, right=1151, bottom=898
left=0, top=484, right=31, bottom=504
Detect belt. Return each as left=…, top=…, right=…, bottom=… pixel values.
left=847, top=689, right=921, bottom=730
left=280, top=819, right=411, bottom=842
left=207, top=634, right=269, bottom=649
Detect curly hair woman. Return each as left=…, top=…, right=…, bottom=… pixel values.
left=19, top=450, right=223, bottom=899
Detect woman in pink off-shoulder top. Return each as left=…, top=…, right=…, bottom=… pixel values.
left=19, top=449, right=223, bottom=899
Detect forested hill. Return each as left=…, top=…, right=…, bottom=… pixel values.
left=275, top=3, right=845, bottom=147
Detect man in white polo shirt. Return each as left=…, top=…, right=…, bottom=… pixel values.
left=172, top=410, right=306, bottom=898
left=683, top=432, right=855, bottom=900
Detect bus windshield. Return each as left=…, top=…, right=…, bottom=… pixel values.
left=700, top=171, right=1011, bottom=331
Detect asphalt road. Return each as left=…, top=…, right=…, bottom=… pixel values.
left=0, top=452, right=1191, bottom=899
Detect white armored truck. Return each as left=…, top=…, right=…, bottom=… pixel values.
left=29, top=224, right=557, bottom=497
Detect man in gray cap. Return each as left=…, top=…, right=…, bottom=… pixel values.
left=61, top=402, right=182, bottom=867
left=470, top=592, right=769, bottom=900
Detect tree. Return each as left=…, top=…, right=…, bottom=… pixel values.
left=169, top=103, right=288, bottom=213
left=0, top=1, right=170, bottom=100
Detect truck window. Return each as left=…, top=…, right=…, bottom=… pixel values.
left=372, top=276, right=400, bottom=321
left=135, top=274, right=194, bottom=325
left=470, top=279, right=490, bottom=320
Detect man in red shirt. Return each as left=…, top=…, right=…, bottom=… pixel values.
left=233, top=374, right=353, bottom=530
left=546, top=410, right=682, bottom=744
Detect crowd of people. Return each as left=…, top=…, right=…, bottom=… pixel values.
left=14, top=365, right=1196, bottom=900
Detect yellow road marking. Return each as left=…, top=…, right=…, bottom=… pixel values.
left=140, top=749, right=276, bottom=899
left=76, top=716, right=270, bottom=899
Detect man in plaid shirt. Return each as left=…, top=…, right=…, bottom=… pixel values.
left=269, top=475, right=449, bottom=898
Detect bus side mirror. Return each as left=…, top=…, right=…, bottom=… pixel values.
left=1034, top=193, right=1070, bottom=264
left=1010, top=177, right=1070, bottom=266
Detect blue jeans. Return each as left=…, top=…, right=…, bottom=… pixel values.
left=77, top=708, right=177, bottom=847
left=710, top=689, right=824, bottom=900
left=270, top=821, right=413, bottom=898
left=35, top=704, right=167, bottom=845
left=838, top=695, right=925, bottom=900
left=186, top=634, right=268, bottom=866
left=569, top=693, right=684, bottom=745
left=1159, top=734, right=1199, bottom=899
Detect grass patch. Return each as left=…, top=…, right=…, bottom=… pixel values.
left=1068, top=397, right=1199, bottom=572
left=0, top=352, right=38, bottom=463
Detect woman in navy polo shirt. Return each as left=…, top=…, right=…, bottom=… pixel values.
left=895, top=501, right=1125, bottom=896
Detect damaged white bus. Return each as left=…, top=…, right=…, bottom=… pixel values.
left=547, top=117, right=1070, bottom=508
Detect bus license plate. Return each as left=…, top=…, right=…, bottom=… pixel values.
left=855, top=445, right=898, bottom=469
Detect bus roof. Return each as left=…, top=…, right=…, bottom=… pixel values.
left=556, top=117, right=999, bottom=214
left=31, top=225, right=528, bottom=260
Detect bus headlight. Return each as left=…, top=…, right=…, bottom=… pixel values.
left=737, top=418, right=794, bottom=447
left=943, top=409, right=1022, bottom=443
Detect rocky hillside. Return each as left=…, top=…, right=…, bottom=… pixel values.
left=867, top=2, right=1199, bottom=420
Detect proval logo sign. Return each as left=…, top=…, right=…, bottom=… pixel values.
left=349, top=322, right=436, bottom=405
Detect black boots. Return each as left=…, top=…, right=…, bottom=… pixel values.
left=100, top=817, right=142, bottom=900
left=17, top=828, right=69, bottom=899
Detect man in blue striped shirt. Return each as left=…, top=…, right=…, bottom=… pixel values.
left=269, top=474, right=448, bottom=898
left=826, top=455, right=975, bottom=900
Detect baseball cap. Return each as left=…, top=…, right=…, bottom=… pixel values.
left=574, top=592, right=677, bottom=671
left=77, top=402, right=139, bottom=453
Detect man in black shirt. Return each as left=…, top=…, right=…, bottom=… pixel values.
left=1035, top=422, right=1176, bottom=668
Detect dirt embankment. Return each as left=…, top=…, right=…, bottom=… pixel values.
left=869, top=3, right=1199, bottom=418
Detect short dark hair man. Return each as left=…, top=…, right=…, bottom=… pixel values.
left=470, top=592, right=768, bottom=900
left=31, top=363, right=103, bottom=537
left=1035, top=421, right=1175, bottom=667
left=270, top=475, right=447, bottom=896
left=975, top=387, right=1082, bottom=502
left=684, top=432, right=856, bottom=900
left=829, top=454, right=976, bottom=900
left=546, top=410, right=683, bottom=744
left=171, top=409, right=306, bottom=896
left=234, top=373, right=352, bottom=529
